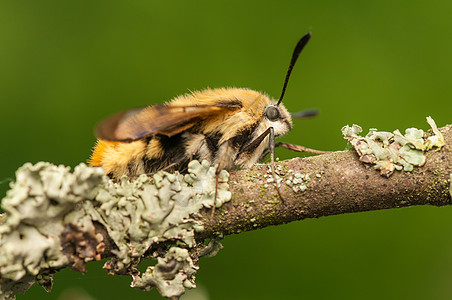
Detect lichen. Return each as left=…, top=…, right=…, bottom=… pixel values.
left=96, top=160, right=230, bottom=280
left=0, top=162, right=104, bottom=299
left=0, top=160, right=230, bottom=299
left=342, top=117, right=445, bottom=177
left=131, top=247, right=198, bottom=298
left=283, top=169, right=309, bottom=193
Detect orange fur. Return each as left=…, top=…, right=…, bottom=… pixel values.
left=90, top=139, right=147, bottom=177
left=89, top=139, right=117, bottom=167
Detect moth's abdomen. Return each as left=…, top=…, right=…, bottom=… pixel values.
left=142, top=134, right=192, bottom=173
left=89, top=139, right=147, bottom=178
left=89, top=134, right=190, bottom=179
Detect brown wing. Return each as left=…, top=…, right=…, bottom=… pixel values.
left=96, top=103, right=242, bottom=141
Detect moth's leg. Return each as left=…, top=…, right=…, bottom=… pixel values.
left=240, top=127, right=273, bottom=155
left=276, top=142, right=330, bottom=154
left=258, top=142, right=330, bottom=162
left=211, top=141, right=235, bottom=218
left=215, top=140, right=236, bottom=171
left=129, top=165, right=177, bottom=178
left=155, top=161, right=180, bottom=173
left=129, top=156, right=189, bottom=178
left=240, top=127, right=284, bottom=201
left=266, top=128, right=284, bottom=201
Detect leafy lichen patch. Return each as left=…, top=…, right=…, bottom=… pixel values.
left=131, top=247, right=198, bottom=298
left=96, top=160, right=230, bottom=274
left=0, top=162, right=105, bottom=300
left=0, top=160, right=230, bottom=299
left=342, top=117, right=445, bottom=177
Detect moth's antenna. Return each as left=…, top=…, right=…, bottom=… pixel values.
left=277, top=32, right=311, bottom=106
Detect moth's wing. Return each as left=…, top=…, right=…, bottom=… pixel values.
left=96, top=103, right=241, bottom=141
left=96, top=107, right=143, bottom=141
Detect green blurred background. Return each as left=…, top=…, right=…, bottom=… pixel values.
left=1, top=0, right=451, bottom=299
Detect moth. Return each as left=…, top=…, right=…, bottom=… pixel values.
left=89, top=32, right=323, bottom=188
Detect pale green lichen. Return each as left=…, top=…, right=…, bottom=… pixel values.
left=131, top=247, right=198, bottom=298
left=0, top=162, right=104, bottom=300
left=0, top=160, right=230, bottom=299
left=342, top=117, right=445, bottom=177
left=94, top=160, right=230, bottom=275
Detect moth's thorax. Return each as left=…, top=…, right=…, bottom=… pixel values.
left=170, top=88, right=292, bottom=142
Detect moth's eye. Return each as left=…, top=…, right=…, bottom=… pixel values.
left=265, top=105, right=281, bottom=122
